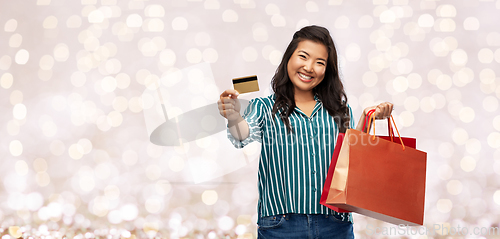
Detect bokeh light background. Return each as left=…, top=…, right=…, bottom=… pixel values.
left=1, top=0, right=500, bottom=238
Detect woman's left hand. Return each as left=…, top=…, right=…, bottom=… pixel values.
left=363, top=102, right=394, bottom=119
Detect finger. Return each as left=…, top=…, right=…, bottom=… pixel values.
left=220, top=89, right=240, bottom=99
left=221, top=98, right=235, bottom=105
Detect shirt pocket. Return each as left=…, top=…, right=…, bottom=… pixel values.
left=257, top=214, right=286, bottom=229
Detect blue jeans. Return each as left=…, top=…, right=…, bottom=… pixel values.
left=257, top=214, right=354, bottom=239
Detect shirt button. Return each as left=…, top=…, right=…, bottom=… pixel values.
left=313, top=188, right=317, bottom=192
left=312, top=171, right=316, bottom=174
left=309, top=135, right=314, bottom=139
left=311, top=152, right=315, bottom=156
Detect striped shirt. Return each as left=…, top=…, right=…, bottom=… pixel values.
left=227, top=94, right=354, bottom=222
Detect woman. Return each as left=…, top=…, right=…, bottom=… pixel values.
left=218, top=25, right=393, bottom=238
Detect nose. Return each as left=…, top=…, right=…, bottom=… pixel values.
left=303, top=60, right=313, bottom=73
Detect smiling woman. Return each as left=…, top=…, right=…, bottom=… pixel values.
left=217, top=25, right=394, bottom=239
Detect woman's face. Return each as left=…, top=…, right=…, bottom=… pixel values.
left=287, top=39, right=328, bottom=96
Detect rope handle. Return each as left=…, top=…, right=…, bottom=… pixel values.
left=365, top=110, right=406, bottom=151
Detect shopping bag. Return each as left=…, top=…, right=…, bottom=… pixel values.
left=325, top=112, right=427, bottom=226
left=320, top=132, right=350, bottom=213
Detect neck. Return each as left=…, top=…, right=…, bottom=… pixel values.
left=294, top=89, right=315, bottom=103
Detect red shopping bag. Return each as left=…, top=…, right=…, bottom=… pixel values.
left=324, top=112, right=427, bottom=226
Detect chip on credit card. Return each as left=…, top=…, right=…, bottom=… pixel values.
left=232, top=75, right=259, bottom=94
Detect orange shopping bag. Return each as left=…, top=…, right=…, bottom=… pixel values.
left=325, top=112, right=427, bottom=226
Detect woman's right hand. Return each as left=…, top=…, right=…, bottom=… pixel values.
left=218, top=89, right=241, bottom=121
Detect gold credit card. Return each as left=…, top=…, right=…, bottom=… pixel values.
left=232, top=75, right=259, bottom=94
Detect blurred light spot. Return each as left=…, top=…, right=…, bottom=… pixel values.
left=39, top=55, right=55, bottom=70
left=88, top=9, right=104, bottom=23
left=43, top=16, right=58, bottom=29
left=483, top=96, right=498, bottom=112
left=438, top=164, right=453, bottom=180
left=186, top=48, right=202, bottom=63
left=71, top=71, right=87, bottom=87
left=33, top=158, right=48, bottom=172
left=334, top=16, right=349, bottom=29
left=1, top=73, right=14, bottom=89
left=129, top=96, right=143, bottom=113
left=50, top=140, right=65, bottom=156
left=91, top=196, right=109, bottom=217
left=436, top=5, right=456, bottom=17
left=4, top=19, right=18, bottom=32
left=402, top=96, right=418, bottom=112
left=494, top=190, right=500, bottom=205
left=155, top=180, right=172, bottom=195
left=13, top=103, right=27, bottom=120
left=15, top=160, right=29, bottom=176
left=398, top=111, right=414, bottom=127
left=143, top=19, right=164, bottom=32
left=112, top=96, right=128, bottom=112
left=108, top=210, right=122, bottom=224
left=435, top=18, right=456, bottom=32
left=10, top=140, right=23, bottom=156
left=269, top=50, right=282, bottom=66
left=436, top=199, right=452, bottom=213
left=420, top=97, right=436, bottom=113
left=480, top=68, right=495, bottom=84
left=10, top=90, right=23, bottom=105
left=306, top=1, right=319, bottom=12
left=380, top=9, right=396, bottom=23
left=69, top=143, right=84, bottom=160
left=9, top=33, right=22, bottom=48
left=84, top=36, right=100, bottom=51
left=265, top=3, right=280, bottom=15
left=66, top=15, right=82, bottom=28
left=453, top=67, right=474, bottom=87
left=41, top=120, right=57, bottom=137
left=222, top=10, right=238, bottom=22
left=172, top=17, right=188, bottom=30
left=218, top=216, right=235, bottom=231
left=465, top=138, right=481, bottom=154
left=15, top=49, right=29, bottom=64
left=463, top=17, right=480, bottom=30
left=121, top=204, right=139, bottom=221
left=204, top=0, right=220, bottom=9
left=459, top=107, right=475, bottom=123
left=488, top=132, right=500, bottom=149
left=358, top=15, right=373, bottom=28
left=146, top=165, right=162, bottom=180
left=438, top=142, right=454, bottom=158
left=450, top=49, right=467, bottom=66
left=393, top=76, right=408, bottom=92
left=202, top=190, right=218, bottom=205
left=101, top=76, right=117, bottom=92
left=461, top=156, right=476, bottom=172
left=107, top=111, right=123, bottom=127
left=362, top=71, right=377, bottom=87
left=145, top=197, right=162, bottom=213
left=345, top=43, right=360, bottom=61
left=494, top=116, right=500, bottom=131
left=436, top=74, right=452, bottom=90
left=169, top=155, right=185, bottom=172
left=203, top=48, right=218, bottom=63
left=103, top=185, right=120, bottom=201
left=253, top=23, right=268, bottom=42
left=126, top=14, right=142, bottom=27
left=145, top=4, right=165, bottom=17
left=418, top=14, right=434, bottom=27
left=406, top=73, right=422, bottom=89
left=54, top=43, right=70, bottom=62
left=271, top=14, right=286, bottom=27
left=122, top=150, right=138, bottom=166
left=116, top=73, right=131, bottom=89
left=36, top=172, right=51, bottom=187
left=78, top=138, right=93, bottom=154
left=242, top=47, right=258, bottom=62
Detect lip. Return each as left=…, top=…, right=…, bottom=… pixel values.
left=298, top=72, right=313, bottom=82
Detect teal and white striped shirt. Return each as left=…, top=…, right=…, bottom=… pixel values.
left=228, top=94, right=354, bottom=222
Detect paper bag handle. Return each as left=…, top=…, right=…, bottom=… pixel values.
left=366, top=110, right=406, bottom=151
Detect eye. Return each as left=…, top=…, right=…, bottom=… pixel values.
left=317, top=61, right=326, bottom=66
left=299, top=54, right=307, bottom=59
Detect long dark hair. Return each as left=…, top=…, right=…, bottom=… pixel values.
left=271, top=25, right=350, bottom=133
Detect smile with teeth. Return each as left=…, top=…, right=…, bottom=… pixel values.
left=298, top=72, right=313, bottom=82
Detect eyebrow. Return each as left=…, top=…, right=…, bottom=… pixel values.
left=298, top=50, right=326, bottom=62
